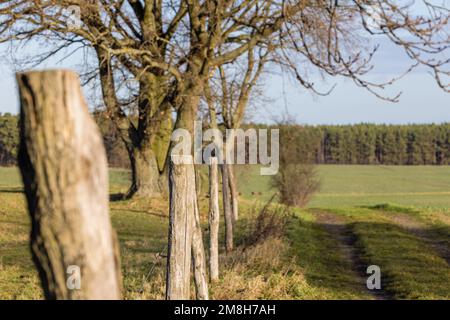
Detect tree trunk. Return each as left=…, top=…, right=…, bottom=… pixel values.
left=126, top=146, right=162, bottom=198
left=166, top=155, right=196, bottom=300
left=221, top=164, right=234, bottom=253
left=166, top=81, right=209, bottom=299
left=96, top=53, right=174, bottom=200
left=17, top=70, right=122, bottom=300
left=195, top=166, right=202, bottom=199
left=208, top=157, right=220, bottom=281
left=192, top=192, right=209, bottom=299
left=227, top=164, right=239, bottom=222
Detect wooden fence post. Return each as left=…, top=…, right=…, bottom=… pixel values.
left=227, top=164, right=239, bottom=222
left=192, top=191, right=209, bottom=299
left=208, top=157, right=220, bottom=281
left=221, top=164, right=234, bottom=253
left=166, top=155, right=195, bottom=299
left=17, top=70, right=122, bottom=300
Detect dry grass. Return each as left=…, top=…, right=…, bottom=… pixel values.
left=3, top=168, right=448, bottom=300
left=209, top=204, right=330, bottom=300
left=211, top=237, right=315, bottom=299
left=239, top=200, right=292, bottom=247
left=119, top=202, right=324, bottom=300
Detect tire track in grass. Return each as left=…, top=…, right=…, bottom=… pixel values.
left=347, top=207, right=450, bottom=299
left=379, top=210, right=450, bottom=265
left=288, top=211, right=373, bottom=299
left=311, top=210, right=391, bottom=300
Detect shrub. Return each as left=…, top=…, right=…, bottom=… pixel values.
left=271, top=123, right=321, bottom=207
left=239, top=199, right=294, bottom=247
left=272, top=164, right=320, bottom=207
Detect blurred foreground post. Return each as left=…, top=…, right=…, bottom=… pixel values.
left=17, top=70, right=122, bottom=300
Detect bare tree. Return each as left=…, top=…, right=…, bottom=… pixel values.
left=3, top=0, right=449, bottom=299
left=17, top=70, right=122, bottom=300
left=205, top=48, right=271, bottom=226
left=3, top=1, right=448, bottom=199
left=201, top=49, right=270, bottom=259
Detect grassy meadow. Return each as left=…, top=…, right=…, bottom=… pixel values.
left=237, top=165, right=450, bottom=208
left=0, top=165, right=449, bottom=299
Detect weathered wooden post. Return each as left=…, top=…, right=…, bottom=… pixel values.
left=227, top=164, right=239, bottom=222
left=17, top=70, right=122, bottom=300
left=208, top=157, right=220, bottom=281
left=166, top=155, right=196, bottom=299
left=192, top=192, right=209, bottom=299
left=221, top=164, right=234, bottom=253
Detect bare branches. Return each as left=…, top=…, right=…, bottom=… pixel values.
left=352, top=0, right=450, bottom=92
left=1, top=0, right=449, bottom=127
left=206, top=45, right=272, bottom=129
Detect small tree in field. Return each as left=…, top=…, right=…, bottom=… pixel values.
left=272, top=124, right=320, bottom=208
left=273, top=163, right=320, bottom=207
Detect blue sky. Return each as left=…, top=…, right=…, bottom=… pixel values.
left=1, top=5, right=449, bottom=125
left=258, top=42, right=450, bottom=124
left=258, top=73, right=449, bottom=125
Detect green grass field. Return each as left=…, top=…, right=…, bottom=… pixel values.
left=235, top=165, right=450, bottom=208
left=0, top=165, right=449, bottom=299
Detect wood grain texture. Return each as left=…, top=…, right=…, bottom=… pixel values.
left=221, top=164, right=234, bottom=253
left=208, top=157, right=220, bottom=281
left=17, top=70, right=122, bottom=300
left=166, top=155, right=195, bottom=300
left=227, top=164, right=239, bottom=222
left=192, top=192, right=209, bottom=299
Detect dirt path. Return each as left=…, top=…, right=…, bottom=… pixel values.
left=382, top=212, right=450, bottom=265
left=313, top=210, right=390, bottom=300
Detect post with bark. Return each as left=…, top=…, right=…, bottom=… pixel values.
left=221, top=164, right=234, bottom=253
left=208, top=157, right=220, bottom=281
left=227, top=164, right=239, bottom=222
left=17, top=70, right=122, bottom=300
left=192, top=193, right=209, bottom=299
left=166, top=155, right=196, bottom=300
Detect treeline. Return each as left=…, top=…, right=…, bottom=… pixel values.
left=0, top=112, right=130, bottom=168
left=0, top=113, right=18, bottom=166
left=1, top=113, right=449, bottom=166
left=280, top=123, right=450, bottom=165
